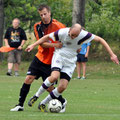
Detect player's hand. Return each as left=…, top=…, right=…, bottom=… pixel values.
left=85, top=53, right=88, bottom=58
left=55, top=42, right=63, bottom=48
left=25, top=44, right=34, bottom=52
left=111, top=54, right=119, bottom=65
left=77, top=48, right=81, bottom=53
left=17, top=46, right=22, bottom=50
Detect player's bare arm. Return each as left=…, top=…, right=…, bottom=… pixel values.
left=85, top=46, right=90, bottom=58
left=41, top=42, right=63, bottom=48
left=94, top=35, right=119, bottom=65
left=25, top=34, right=50, bottom=52
left=76, top=48, right=81, bottom=53
left=4, top=39, right=10, bottom=47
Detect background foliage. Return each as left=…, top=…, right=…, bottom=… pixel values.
left=3, top=0, right=120, bottom=61
left=85, top=0, right=120, bottom=41
left=4, top=0, right=120, bottom=39
left=4, top=0, right=72, bottom=31
left=85, top=0, right=120, bottom=60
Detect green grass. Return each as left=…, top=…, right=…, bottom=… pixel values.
left=0, top=61, right=120, bottom=120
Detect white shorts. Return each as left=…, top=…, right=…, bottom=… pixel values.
left=51, top=52, right=76, bottom=78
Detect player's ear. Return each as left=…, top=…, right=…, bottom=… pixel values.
left=68, top=29, right=70, bottom=36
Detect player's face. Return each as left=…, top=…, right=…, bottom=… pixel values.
left=12, top=19, right=20, bottom=29
left=69, top=29, right=79, bottom=39
left=38, top=8, right=51, bottom=24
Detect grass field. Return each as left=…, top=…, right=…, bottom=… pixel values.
left=0, top=60, right=120, bottom=120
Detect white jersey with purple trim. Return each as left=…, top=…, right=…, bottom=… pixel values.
left=49, top=28, right=95, bottom=78
left=49, top=28, right=95, bottom=59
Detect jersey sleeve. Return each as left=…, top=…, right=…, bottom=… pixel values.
left=83, top=33, right=95, bottom=44
left=78, top=31, right=95, bottom=45
left=49, top=29, right=61, bottom=42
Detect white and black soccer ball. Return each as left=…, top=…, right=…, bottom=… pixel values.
left=48, top=99, right=62, bottom=113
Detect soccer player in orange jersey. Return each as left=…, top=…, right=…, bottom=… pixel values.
left=10, top=4, right=66, bottom=112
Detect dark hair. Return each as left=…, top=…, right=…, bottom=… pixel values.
left=38, top=4, right=51, bottom=12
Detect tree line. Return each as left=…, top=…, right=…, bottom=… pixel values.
left=0, top=0, right=120, bottom=61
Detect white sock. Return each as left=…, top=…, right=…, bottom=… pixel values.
left=40, top=88, right=61, bottom=105
left=35, top=78, right=52, bottom=97
left=52, top=88, right=61, bottom=98
left=35, top=86, right=45, bottom=97
left=8, top=69, right=12, bottom=73
left=41, top=95, right=52, bottom=105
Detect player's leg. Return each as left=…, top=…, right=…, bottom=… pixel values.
left=40, top=78, right=68, bottom=105
left=28, top=70, right=66, bottom=107
left=28, top=54, right=63, bottom=106
left=14, top=63, right=19, bottom=73
left=76, top=54, right=82, bottom=79
left=28, top=71, right=60, bottom=112
left=10, top=75, right=36, bottom=111
left=7, top=51, right=14, bottom=76
left=7, top=63, right=13, bottom=75
left=82, top=62, right=86, bottom=78
left=19, top=75, right=36, bottom=106
left=38, top=71, right=71, bottom=110
left=14, top=50, right=22, bottom=76
left=81, top=55, right=88, bottom=79
left=35, top=71, right=60, bottom=97
left=30, top=54, right=66, bottom=111
left=10, top=57, right=39, bottom=111
left=76, top=62, right=81, bottom=79
left=38, top=75, right=70, bottom=112
left=39, top=78, right=68, bottom=106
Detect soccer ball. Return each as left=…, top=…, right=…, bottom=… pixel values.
left=48, top=99, right=62, bottom=113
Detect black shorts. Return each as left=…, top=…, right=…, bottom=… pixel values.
left=27, top=56, right=51, bottom=81
left=77, top=54, right=88, bottom=62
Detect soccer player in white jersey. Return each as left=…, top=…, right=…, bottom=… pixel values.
left=26, top=23, right=119, bottom=112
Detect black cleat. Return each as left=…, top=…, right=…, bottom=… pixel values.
left=28, top=95, right=38, bottom=107
left=38, top=103, right=47, bottom=112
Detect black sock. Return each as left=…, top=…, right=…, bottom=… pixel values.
left=18, top=83, right=31, bottom=106
left=57, top=95, right=65, bottom=105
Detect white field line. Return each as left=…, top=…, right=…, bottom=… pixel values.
left=0, top=113, right=120, bottom=117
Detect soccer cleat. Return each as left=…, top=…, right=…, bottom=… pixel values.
left=60, top=99, right=67, bottom=113
left=38, top=103, right=47, bottom=112
left=6, top=72, right=12, bottom=76
left=28, top=95, right=38, bottom=107
left=10, top=105, right=24, bottom=111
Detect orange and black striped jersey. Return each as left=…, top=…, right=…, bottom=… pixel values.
left=34, top=19, right=66, bottom=65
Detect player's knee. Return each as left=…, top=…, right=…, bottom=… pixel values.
left=50, top=76, right=58, bottom=82
left=58, top=85, right=67, bottom=93
left=25, top=75, right=35, bottom=84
